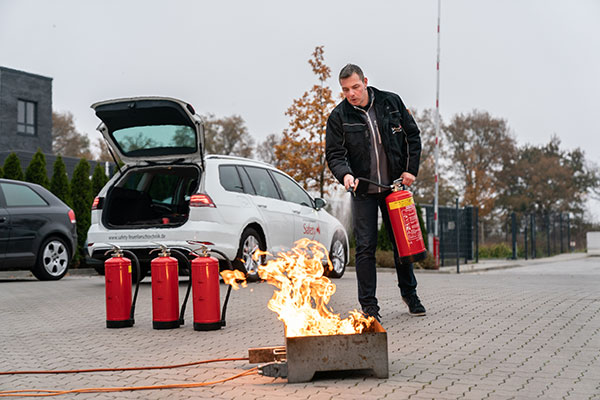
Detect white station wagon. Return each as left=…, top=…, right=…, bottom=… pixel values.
left=86, top=97, right=348, bottom=281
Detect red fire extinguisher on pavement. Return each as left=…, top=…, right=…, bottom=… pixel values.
left=104, top=246, right=141, bottom=328
left=176, top=242, right=235, bottom=331
left=150, top=245, right=180, bottom=329
left=189, top=245, right=222, bottom=331
left=357, top=178, right=428, bottom=263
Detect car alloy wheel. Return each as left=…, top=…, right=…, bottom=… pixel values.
left=242, top=234, right=261, bottom=279
left=42, top=239, right=69, bottom=277
left=32, top=237, right=71, bottom=281
left=325, top=234, right=347, bottom=279
left=235, top=227, right=265, bottom=282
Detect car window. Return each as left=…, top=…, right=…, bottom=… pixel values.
left=1, top=183, right=48, bottom=207
left=112, top=125, right=197, bottom=157
left=243, top=166, right=280, bottom=199
left=122, top=172, right=144, bottom=190
left=237, top=166, right=255, bottom=195
left=271, top=172, right=313, bottom=207
left=219, top=165, right=244, bottom=193
left=148, top=174, right=180, bottom=205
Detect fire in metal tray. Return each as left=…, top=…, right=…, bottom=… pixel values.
left=221, top=238, right=374, bottom=337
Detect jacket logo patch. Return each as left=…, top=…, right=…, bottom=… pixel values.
left=391, top=125, right=403, bottom=134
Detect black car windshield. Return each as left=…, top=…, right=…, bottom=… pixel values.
left=112, top=125, right=197, bottom=157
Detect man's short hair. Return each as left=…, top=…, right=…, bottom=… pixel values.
left=339, top=64, right=364, bottom=81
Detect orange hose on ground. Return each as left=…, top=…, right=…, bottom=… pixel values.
left=0, top=367, right=259, bottom=397
left=0, top=357, right=249, bottom=375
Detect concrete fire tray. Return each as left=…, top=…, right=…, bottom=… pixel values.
left=251, top=320, right=388, bottom=383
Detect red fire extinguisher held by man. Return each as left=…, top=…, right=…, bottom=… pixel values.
left=150, top=245, right=180, bottom=329
left=356, top=178, right=427, bottom=263
left=104, top=246, right=141, bottom=328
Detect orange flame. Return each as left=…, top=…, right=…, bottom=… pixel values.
left=221, top=238, right=373, bottom=337
left=220, top=269, right=247, bottom=290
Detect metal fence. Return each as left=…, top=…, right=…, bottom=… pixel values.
left=506, top=211, right=580, bottom=259
left=418, top=203, right=583, bottom=268
left=421, top=203, right=477, bottom=267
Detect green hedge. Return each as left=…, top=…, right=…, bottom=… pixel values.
left=478, top=243, right=512, bottom=259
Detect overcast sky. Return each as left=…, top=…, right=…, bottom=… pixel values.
left=1, top=0, right=600, bottom=216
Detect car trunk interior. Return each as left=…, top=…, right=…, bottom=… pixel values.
left=103, top=165, right=201, bottom=229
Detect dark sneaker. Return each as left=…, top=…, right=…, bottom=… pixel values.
left=402, top=294, right=426, bottom=316
left=362, top=306, right=382, bottom=322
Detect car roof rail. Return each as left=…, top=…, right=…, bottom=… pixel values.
left=205, top=154, right=274, bottom=168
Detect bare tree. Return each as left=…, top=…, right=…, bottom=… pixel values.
left=52, top=111, right=92, bottom=158
left=411, top=109, right=457, bottom=205
left=256, top=133, right=282, bottom=166
left=203, top=114, right=255, bottom=158
left=445, top=110, right=517, bottom=218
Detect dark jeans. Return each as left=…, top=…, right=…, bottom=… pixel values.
left=351, top=192, right=418, bottom=311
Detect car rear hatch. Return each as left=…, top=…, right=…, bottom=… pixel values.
left=91, top=97, right=204, bottom=165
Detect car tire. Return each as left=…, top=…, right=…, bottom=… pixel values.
left=233, top=227, right=265, bottom=282
left=31, top=236, right=71, bottom=281
left=325, top=232, right=347, bottom=279
left=93, top=264, right=105, bottom=276
left=132, top=261, right=149, bottom=283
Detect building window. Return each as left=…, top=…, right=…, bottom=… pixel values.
left=17, top=100, right=36, bottom=135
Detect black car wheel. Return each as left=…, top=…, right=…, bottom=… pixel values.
left=31, top=236, right=71, bottom=281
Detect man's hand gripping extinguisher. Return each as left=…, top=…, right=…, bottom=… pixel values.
left=177, top=242, right=235, bottom=331
left=104, top=245, right=141, bottom=328
left=356, top=177, right=428, bottom=263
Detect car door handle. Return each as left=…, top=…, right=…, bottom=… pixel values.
left=292, top=210, right=301, bottom=214
left=0, top=217, right=6, bottom=223
left=257, top=204, right=267, bottom=208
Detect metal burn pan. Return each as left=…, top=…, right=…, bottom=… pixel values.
left=251, top=320, right=388, bottom=383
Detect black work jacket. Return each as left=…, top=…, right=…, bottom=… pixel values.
left=325, top=86, right=421, bottom=194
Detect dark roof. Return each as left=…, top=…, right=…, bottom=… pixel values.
left=0, top=66, right=53, bottom=81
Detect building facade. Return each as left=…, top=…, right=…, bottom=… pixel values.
left=0, top=66, right=112, bottom=179
left=0, top=66, right=53, bottom=154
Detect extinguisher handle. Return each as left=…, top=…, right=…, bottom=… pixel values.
left=355, top=177, right=393, bottom=190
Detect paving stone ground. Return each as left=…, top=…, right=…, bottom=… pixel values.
left=0, top=255, right=599, bottom=399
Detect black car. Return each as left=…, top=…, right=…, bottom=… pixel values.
left=0, top=179, right=77, bottom=280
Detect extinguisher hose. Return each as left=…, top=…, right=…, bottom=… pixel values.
left=121, top=250, right=141, bottom=324
left=169, top=248, right=192, bottom=327
left=207, top=248, right=234, bottom=327
left=356, top=177, right=395, bottom=190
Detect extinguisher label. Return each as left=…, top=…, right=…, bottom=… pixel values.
left=389, top=197, right=414, bottom=210
left=402, top=205, right=422, bottom=244
left=128, top=264, right=132, bottom=273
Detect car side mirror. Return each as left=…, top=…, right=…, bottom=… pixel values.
left=314, top=198, right=327, bottom=210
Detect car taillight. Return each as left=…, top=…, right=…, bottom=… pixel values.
left=190, top=193, right=216, bottom=208
left=92, top=196, right=104, bottom=210
left=68, top=209, right=76, bottom=224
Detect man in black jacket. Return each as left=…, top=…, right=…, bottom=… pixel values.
left=325, top=64, right=426, bottom=320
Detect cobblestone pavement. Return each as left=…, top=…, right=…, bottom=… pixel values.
left=0, top=255, right=599, bottom=399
